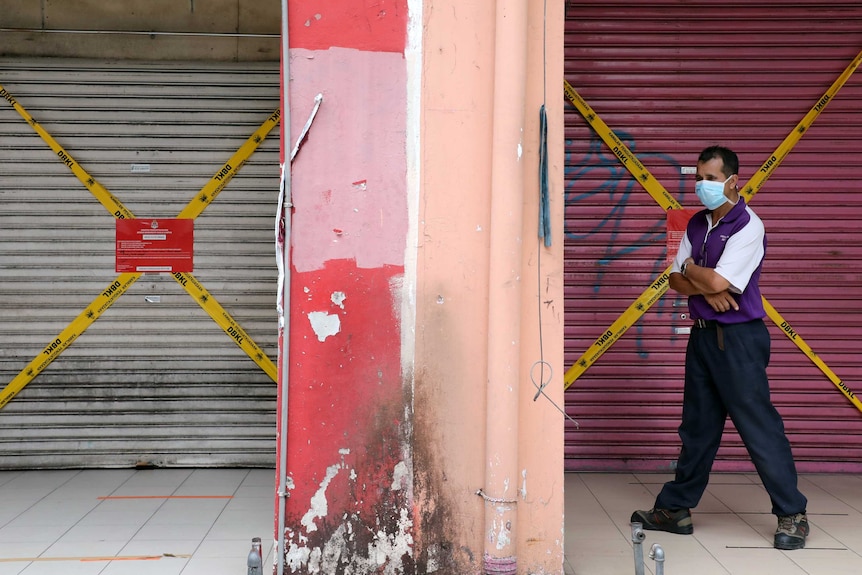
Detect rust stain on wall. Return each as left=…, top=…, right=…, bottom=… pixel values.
left=413, top=368, right=481, bottom=574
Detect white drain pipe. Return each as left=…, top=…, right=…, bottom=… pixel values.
left=276, top=1, right=291, bottom=574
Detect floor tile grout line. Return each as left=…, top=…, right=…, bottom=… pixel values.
left=799, top=474, right=862, bottom=515
left=107, top=468, right=198, bottom=574
left=178, top=468, right=251, bottom=573
left=0, top=470, right=25, bottom=491
left=30, top=468, right=149, bottom=575
left=0, top=469, right=86, bottom=529
left=25, top=470, right=110, bottom=568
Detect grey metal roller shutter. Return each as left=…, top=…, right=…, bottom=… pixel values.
left=0, top=59, right=280, bottom=469
left=564, top=1, right=862, bottom=473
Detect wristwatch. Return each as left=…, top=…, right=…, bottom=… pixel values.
left=681, top=262, right=689, bottom=276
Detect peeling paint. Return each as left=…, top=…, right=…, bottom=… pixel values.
left=286, top=457, right=415, bottom=574
left=331, top=291, right=347, bottom=309
left=425, top=543, right=441, bottom=573
left=301, top=462, right=343, bottom=532
left=289, top=508, right=414, bottom=574
left=493, top=516, right=512, bottom=550
left=308, top=310, right=341, bottom=341
left=521, top=468, right=527, bottom=499
left=391, top=460, right=409, bottom=491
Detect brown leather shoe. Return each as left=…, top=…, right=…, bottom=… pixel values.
left=631, top=507, right=694, bottom=535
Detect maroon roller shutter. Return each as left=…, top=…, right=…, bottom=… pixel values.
left=564, top=1, right=862, bottom=473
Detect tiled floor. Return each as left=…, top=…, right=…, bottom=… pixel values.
left=3, top=468, right=861, bottom=574
left=0, top=468, right=274, bottom=575
left=565, top=472, right=862, bottom=575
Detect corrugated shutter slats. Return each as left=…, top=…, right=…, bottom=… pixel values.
left=564, top=1, right=862, bottom=473
left=0, top=60, right=279, bottom=469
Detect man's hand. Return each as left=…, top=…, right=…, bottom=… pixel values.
left=703, top=290, right=739, bottom=313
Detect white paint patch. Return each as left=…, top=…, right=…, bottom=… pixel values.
left=520, top=469, right=527, bottom=499
left=301, top=463, right=342, bottom=533
left=426, top=542, right=441, bottom=572
left=296, top=508, right=415, bottom=575
left=331, top=291, right=347, bottom=309
left=391, top=460, right=409, bottom=491
left=308, top=311, right=341, bottom=342
left=286, top=541, right=312, bottom=570
left=286, top=459, right=415, bottom=574
left=494, top=516, right=512, bottom=550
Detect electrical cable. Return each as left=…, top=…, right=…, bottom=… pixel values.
left=530, top=0, right=578, bottom=428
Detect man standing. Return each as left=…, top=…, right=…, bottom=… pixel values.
left=631, top=145, right=809, bottom=550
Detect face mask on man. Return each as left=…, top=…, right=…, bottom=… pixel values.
left=695, top=176, right=732, bottom=210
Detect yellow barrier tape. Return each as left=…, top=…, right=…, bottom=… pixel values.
left=0, top=84, right=134, bottom=220
left=177, top=108, right=281, bottom=219
left=741, top=49, right=862, bottom=201
left=564, top=81, right=682, bottom=212
left=564, top=267, right=671, bottom=388
left=173, top=272, right=277, bottom=381
left=0, top=87, right=280, bottom=407
left=562, top=81, right=681, bottom=387
left=0, top=273, right=141, bottom=409
left=762, top=298, right=862, bottom=412
left=563, top=50, right=862, bottom=407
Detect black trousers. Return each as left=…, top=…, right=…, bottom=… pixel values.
left=654, top=319, right=808, bottom=516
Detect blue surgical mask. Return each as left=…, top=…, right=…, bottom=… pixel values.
left=695, top=176, right=732, bottom=210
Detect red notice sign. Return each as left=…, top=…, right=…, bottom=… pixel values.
left=116, top=218, right=194, bottom=273
left=666, top=209, right=697, bottom=265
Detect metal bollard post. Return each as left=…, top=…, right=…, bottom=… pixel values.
left=247, top=536, right=263, bottom=575
left=631, top=522, right=646, bottom=575
left=649, top=543, right=665, bottom=575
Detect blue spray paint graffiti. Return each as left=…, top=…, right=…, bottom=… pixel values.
left=565, top=130, right=690, bottom=357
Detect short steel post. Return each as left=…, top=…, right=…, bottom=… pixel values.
left=247, top=536, right=262, bottom=575
left=649, top=542, right=665, bottom=575
left=631, top=522, right=646, bottom=575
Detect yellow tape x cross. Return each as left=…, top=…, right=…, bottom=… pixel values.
left=563, top=49, right=862, bottom=413
left=0, top=84, right=280, bottom=409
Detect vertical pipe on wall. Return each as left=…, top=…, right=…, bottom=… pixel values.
left=276, top=1, right=291, bottom=575
left=483, top=0, right=528, bottom=573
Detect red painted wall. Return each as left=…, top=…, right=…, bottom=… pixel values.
left=278, top=0, right=411, bottom=572
left=288, top=0, right=406, bottom=53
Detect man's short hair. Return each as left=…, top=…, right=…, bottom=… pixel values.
left=698, top=145, right=739, bottom=177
